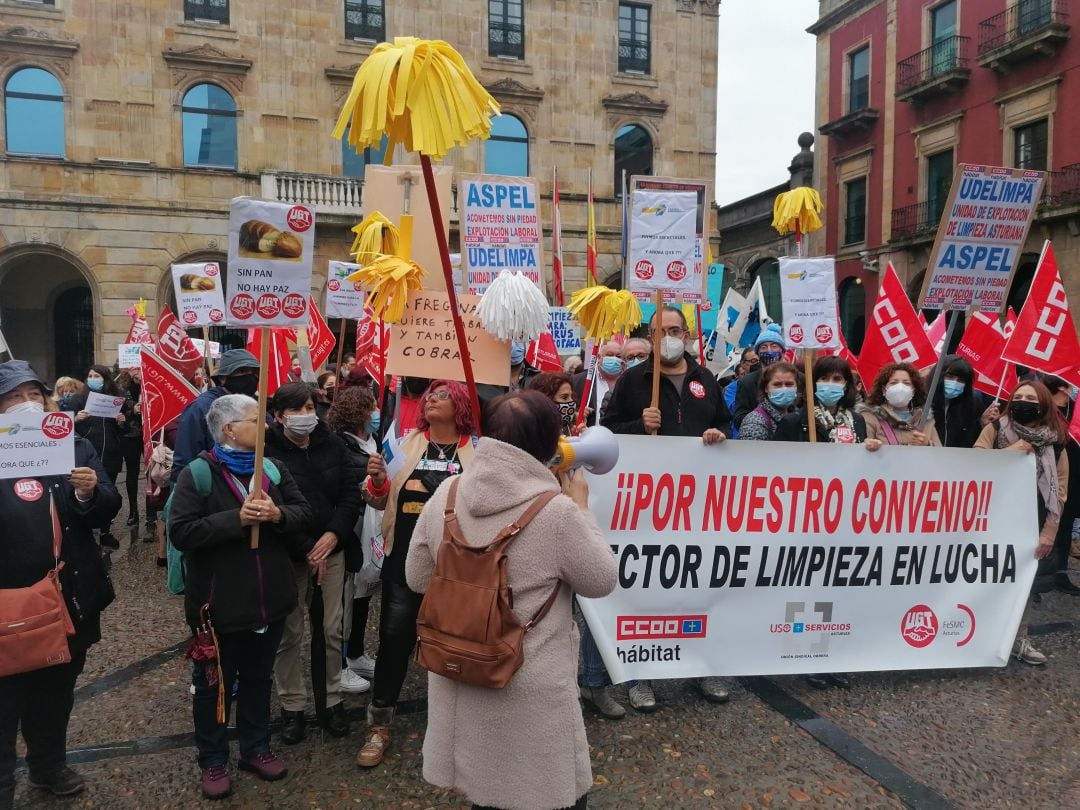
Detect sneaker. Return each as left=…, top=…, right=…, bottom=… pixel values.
left=340, top=668, right=372, bottom=694
left=1013, top=638, right=1048, bottom=666
left=347, top=654, right=377, bottom=679
left=579, top=685, right=626, bottom=719
left=698, top=677, right=730, bottom=704
left=199, top=765, right=232, bottom=799
left=356, top=725, right=392, bottom=768
left=238, top=751, right=287, bottom=781
left=627, top=682, right=657, bottom=713
left=28, top=766, right=86, bottom=797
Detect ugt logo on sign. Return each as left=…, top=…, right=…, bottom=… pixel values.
left=616, top=615, right=707, bottom=641
left=901, top=604, right=938, bottom=648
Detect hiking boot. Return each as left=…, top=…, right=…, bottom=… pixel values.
left=698, top=677, right=730, bottom=703
left=28, top=766, right=85, bottom=797
left=238, top=751, right=287, bottom=781
left=357, top=704, right=394, bottom=768
left=321, top=702, right=350, bottom=738
left=1013, top=638, right=1048, bottom=666
left=199, top=765, right=232, bottom=799
left=280, top=709, right=306, bottom=745
left=340, top=668, right=372, bottom=694
left=627, top=682, right=657, bottom=713
left=579, top=685, right=626, bottom=719
left=347, top=654, right=377, bottom=679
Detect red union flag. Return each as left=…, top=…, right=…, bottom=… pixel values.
left=957, top=312, right=1018, bottom=398
left=355, top=307, right=389, bottom=383
left=293, top=297, right=336, bottom=370
left=156, top=305, right=204, bottom=379
left=1002, top=241, right=1080, bottom=387
left=126, top=305, right=154, bottom=345
left=246, top=328, right=291, bottom=397
left=818, top=324, right=859, bottom=373
left=139, top=346, right=198, bottom=438
left=857, top=265, right=938, bottom=386
left=526, top=331, right=562, bottom=373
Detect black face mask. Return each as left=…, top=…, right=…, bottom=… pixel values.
left=224, top=374, right=258, bottom=397
left=1011, top=401, right=1042, bottom=425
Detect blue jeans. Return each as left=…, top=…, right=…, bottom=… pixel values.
left=192, top=620, right=284, bottom=769
left=577, top=620, right=611, bottom=689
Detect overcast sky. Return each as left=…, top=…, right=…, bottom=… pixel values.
left=715, top=1, right=820, bottom=205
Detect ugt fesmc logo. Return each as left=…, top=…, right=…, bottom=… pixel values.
left=616, top=615, right=707, bottom=641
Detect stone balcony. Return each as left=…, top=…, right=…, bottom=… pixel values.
left=260, top=171, right=461, bottom=224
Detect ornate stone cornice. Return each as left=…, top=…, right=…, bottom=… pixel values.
left=602, top=92, right=668, bottom=117
left=162, top=44, right=252, bottom=74
left=325, top=64, right=361, bottom=83
left=677, top=0, right=722, bottom=14
left=484, top=77, right=544, bottom=106
left=0, top=26, right=79, bottom=77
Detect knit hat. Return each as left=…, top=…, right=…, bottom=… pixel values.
left=754, top=323, right=786, bottom=351
left=213, top=349, right=260, bottom=379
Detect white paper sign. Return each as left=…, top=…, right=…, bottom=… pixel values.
left=171, top=262, right=227, bottom=327
left=84, top=391, right=125, bottom=418
left=189, top=338, right=222, bottom=360
left=627, top=190, right=699, bottom=296
left=117, top=343, right=143, bottom=369
left=460, top=175, right=544, bottom=295
left=778, top=256, right=840, bottom=350
left=0, top=411, right=76, bottom=480
left=325, top=261, right=369, bottom=319
left=225, top=197, right=316, bottom=327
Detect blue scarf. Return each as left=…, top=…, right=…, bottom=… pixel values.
left=213, top=444, right=256, bottom=475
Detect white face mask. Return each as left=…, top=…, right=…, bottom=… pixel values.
left=6, top=400, right=44, bottom=414
left=884, top=382, right=914, bottom=408
left=284, top=413, right=319, bottom=436
left=660, top=336, right=687, bottom=364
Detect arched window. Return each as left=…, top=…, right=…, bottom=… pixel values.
left=614, top=124, right=652, bottom=191
left=182, top=83, right=237, bottom=169
left=5, top=67, right=65, bottom=157
left=838, top=276, right=867, bottom=353
left=343, top=131, right=389, bottom=179
left=484, top=114, right=528, bottom=176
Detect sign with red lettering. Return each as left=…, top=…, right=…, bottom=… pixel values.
left=1002, top=241, right=1080, bottom=387
left=857, top=265, right=938, bottom=387
left=577, top=437, right=1037, bottom=680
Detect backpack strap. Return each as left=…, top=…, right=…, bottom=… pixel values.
left=189, top=457, right=212, bottom=498
left=523, top=581, right=563, bottom=632
left=261, top=458, right=282, bottom=485
left=879, top=419, right=901, bottom=446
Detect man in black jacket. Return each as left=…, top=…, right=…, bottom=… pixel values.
left=265, top=383, right=364, bottom=743
left=0, top=361, right=121, bottom=806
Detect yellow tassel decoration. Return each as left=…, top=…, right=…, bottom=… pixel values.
left=772, top=187, right=824, bottom=236
left=350, top=212, right=401, bottom=264
left=567, top=286, right=643, bottom=341
left=346, top=255, right=426, bottom=324
left=607, top=290, right=643, bottom=337
left=332, top=37, right=501, bottom=161
left=133, top=298, right=147, bottom=318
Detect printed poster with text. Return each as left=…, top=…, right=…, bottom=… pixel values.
left=460, top=174, right=544, bottom=295
left=629, top=176, right=711, bottom=303
left=778, top=257, right=840, bottom=350
left=579, top=438, right=1037, bottom=680
left=171, top=262, right=226, bottom=328
left=0, top=411, right=76, bottom=480
left=920, top=164, right=1044, bottom=312
left=325, top=261, right=368, bottom=320
left=225, top=197, right=316, bottom=327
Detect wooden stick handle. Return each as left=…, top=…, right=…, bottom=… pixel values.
left=804, top=349, right=817, bottom=443
left=250, top=327, right=270, bottom=550
left=649, top=290, right=663, bottom=436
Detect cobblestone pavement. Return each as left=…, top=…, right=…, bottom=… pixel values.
left=13, top=492, right=1080, bottom=810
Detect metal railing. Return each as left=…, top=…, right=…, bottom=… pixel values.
left=185, top=0, right=229, bottom=24
left=1045, top=163, right=1080, bottom=206
left=618, top=38, right=650, bottom=73
left=489, top=22, right=525, bottom=59
left=978, top=0, right=1069, bottom=54
left=897, top=35, right=970, bottom=94
left=345, top=0, right=385, bottom=42
left=890, top=201, right=940, bottom=241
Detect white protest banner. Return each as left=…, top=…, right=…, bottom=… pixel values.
left=226, top=197, right=316, bottom=327
left=548, top=306, right=582, bottom=354
left=171, top=262, right=226, bottom=327
left=579, top=437, right=1037, bottom=681
left=459, top=174, right=544, bottom=295
left=778, top=257, right=840, bottom=350
left=0, top=411, right=76, bottom=481
left=84, top=391, right=125, bottom=418
left=189, top=338, right=221, bottom=360
left=117, top=343, right=143, bottom=369
left=920, top=164, right=1044, bottom=312
left=629, top=176, right=711, bottom=303
left=627, top=188, right=698, bottom=298
left=325, top=261, right=368, bottom=319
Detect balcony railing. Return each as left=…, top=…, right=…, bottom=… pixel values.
left=978, top=1, right=1069, bottom=55
left=1043, top=163, right=1080, bottom=207
left=618, top=38, right=650, bottom=73
left=345, top=1, right=385, bottom=42
left=262, top=173, right=364, bottom=216
left=897, top=35, right=971, bottom=97
left=489, top=22, right=524, bottom=59
left=890, top=201, right=940, bottom=241
left=185, top=0, right=229, bottom=24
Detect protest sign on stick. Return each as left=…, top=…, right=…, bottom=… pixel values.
left=0, top=411, right=75, bottom=480
left=171, top=262, right=226, bottom=328
left=629, top=176, right=711, bottom=304
left=460, top=174, right=544, bottom=296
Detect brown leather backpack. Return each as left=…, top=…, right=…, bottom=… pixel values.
left=414, top=478, right=561, bottom=689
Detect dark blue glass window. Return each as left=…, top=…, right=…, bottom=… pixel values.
left=182, top=83, right=237, bottom=169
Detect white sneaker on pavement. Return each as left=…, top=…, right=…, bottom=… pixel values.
left=340, top=668, right=372, bottom=693
left=347, top=654, right=376, bottom=679
left=1013, top=638, right=1048, bottom=666
left=627, top=682, right=657, bottom=712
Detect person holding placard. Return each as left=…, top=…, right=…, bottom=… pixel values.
left=774, top=356, right=880, bottom=449
left=857, top=363, right=940, bottom=447
left=115, top=370, right=145, bottom=530
left=0, top=360, right=121, bottom=806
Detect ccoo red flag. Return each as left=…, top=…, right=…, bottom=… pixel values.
left=1002, top=242, right=1080, bottom=387
left=246, top=328, right=291, bottom=397
left=526, top=332, right=562, bottom=373
left=956, top=312, right=1018, bottom=398
left=857, top=265, right=938, bottom=387
left=156, top=306, right=203, bottom=379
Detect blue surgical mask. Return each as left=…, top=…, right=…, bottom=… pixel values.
left=86, top=378, right=104, bottom=392
left=600, top=356, right=624, bottom=376
left=366, top=410, right=381, bottom=436
left=768, top=388, right=797, bottom=408
left=815, top=382, right=845, bottom=407
left=943, top=380, right=965, bottom=400
left=626, top=357, right=645, bottom=369
left=510, top=343, right=526, bottom=365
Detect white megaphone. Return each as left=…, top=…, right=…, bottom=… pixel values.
left=550, top=425, right=620, bottom=475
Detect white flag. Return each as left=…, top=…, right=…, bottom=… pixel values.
left=0, top=327, right=10, bottom=358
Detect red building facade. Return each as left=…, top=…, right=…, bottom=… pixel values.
left=810, top=0, right=1080, bottom=351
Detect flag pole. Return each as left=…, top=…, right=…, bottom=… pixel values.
left=918, top=301, right=967, bottom=430
left=250, top=326, right=271, bottom=550
left=333, top=319, right=348, bottom=383
left=649, top=290, right=663, bottom=436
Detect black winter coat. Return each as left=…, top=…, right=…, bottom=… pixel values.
left=338, top=431, right=374, bottom=572
left=774, top=407, right=868, bottom=443
left=732, top=369, right=763, bottom=430
left=169, top=451, right=314, bottom=633
left=72, top=391, right=133, bottom=473
left=602, top=355, right=730, bottom=437
left=0, top=436, right=121, bottom=652
left=264, top=422, right=364, bottom=557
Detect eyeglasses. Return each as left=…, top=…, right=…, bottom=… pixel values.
left=624, top=353, right=649, bottom=362
left=650, top=327, right=688, bottom=338
left=424, top=390, right=451, bottom=402
left=228, top=418, right=259, bottom=426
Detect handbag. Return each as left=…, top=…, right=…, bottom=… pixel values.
left=147, top=442, right=174, bottom=489
left=0, top=493, right=76, bottom=677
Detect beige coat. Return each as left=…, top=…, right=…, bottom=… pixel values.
left=859, top=407, right=942, bottom=446
left=406, top=438, right=617, bottom=810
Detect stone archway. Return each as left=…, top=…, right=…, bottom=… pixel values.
left=158, top=251, right=248, bottom=351
left=0, top=245, right=98, bottom=381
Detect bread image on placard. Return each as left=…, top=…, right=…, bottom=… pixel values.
left=180, top=274, right=217, bottom=292
left=239, top=220, right=303, bottom=260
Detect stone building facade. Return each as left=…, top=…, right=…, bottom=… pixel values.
left=0, top=0, right=720, bottom=380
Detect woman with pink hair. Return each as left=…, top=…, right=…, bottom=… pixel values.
left=355, top=380, right=477, bottom=768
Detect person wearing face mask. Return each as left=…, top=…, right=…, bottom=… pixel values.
left=0, top=361, right=121, bottom=807
left=265, top=383, right=364, bottom=744
left=858, top=362, right=940, bottom=447
left=572, top=341, right=627, bottom=428
left=929, top=357, right=996, bottom=448
left=975, top=380, right=1069, bottom=665
left=775, top=356, right=882, bottom=451
left=732, top=325, right=787, bottom=430
left=171, top=350, right=262, bottom=489
left=315, top=372, right=336, bottom=422
left=1036, top=376, right=1080, bottom=597
left=739, top=362, right=802, bottom=441
left=526, top=372, right=580, bottom=436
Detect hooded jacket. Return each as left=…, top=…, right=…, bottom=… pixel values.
left=601, top=354, right=730, bottom=437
